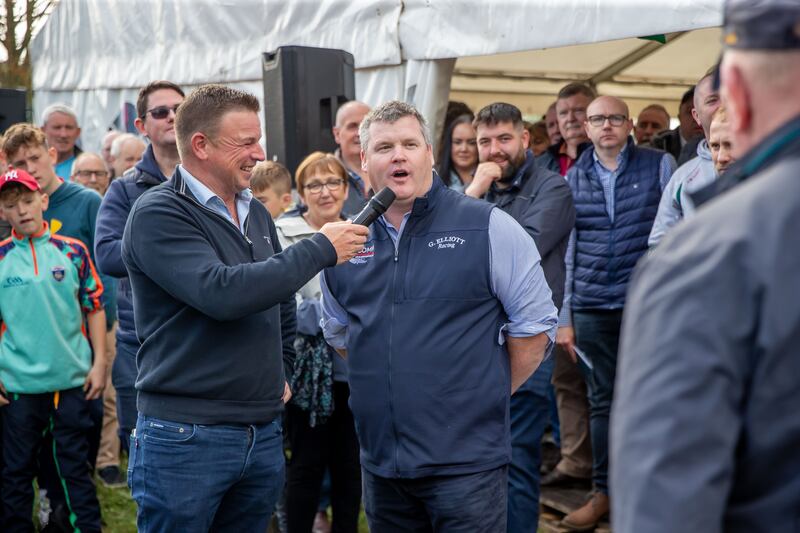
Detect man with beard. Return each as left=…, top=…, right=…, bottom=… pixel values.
left=466, top=102, right=575, bottom=532
left=559, top=95, right=675, bottom=531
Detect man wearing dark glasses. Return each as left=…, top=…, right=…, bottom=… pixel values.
left=94, top=81, right=185, bottom=483
left=559, top=95, right=675, bottom=531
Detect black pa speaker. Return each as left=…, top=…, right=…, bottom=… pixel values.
left=262, top=46, right=355, bottom=177
left=0, top=89, right=27, bottom=134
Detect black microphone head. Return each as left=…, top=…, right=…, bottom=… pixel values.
left=370, top=187, right=396, bottom=215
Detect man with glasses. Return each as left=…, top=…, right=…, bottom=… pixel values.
left=94, top=81, right=185, bottom=483
left=72, top=153, right=112, bottom=196
left=558, top=95, right=675, bottom=531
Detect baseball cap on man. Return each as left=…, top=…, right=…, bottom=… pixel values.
left=0, top=169, right=41, bottom=192
left=723, top=0, right=800, bottom=50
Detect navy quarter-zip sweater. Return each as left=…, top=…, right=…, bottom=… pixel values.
left=122, top=168, right=337, bottom=425
left=325, top=178, right=511, bottom=478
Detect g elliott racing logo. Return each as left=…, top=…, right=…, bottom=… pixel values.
left=428, top=236, right=466, bottom=250
left=349, top=243, right=375, bottom=265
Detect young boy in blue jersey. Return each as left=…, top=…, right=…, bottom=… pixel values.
left=0, top=169, right=106, bottom=533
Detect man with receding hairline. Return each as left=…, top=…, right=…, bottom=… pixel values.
left=612, top=2, right=800, bottom=530
left=634, top=104, right=670, bottom=145
left=121, top=84, right=368, bottom=531
left=559, top=94, right=675, bottom=530
left=333, top=100, right=371, bottom=215
left=648, top=70, right=720, bottom=247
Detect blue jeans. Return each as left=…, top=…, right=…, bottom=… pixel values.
left=362, top=465, right=507, bottom=532
left=572, top=309, right=623, bottom=495
left=507, top=355, right=554, bottom=532
left=130, top=414, right=285, bottom=532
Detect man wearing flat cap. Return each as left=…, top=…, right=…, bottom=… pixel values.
left=610, top=1, right=800, bottom=531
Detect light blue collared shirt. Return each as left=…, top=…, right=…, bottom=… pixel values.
left=179, top=164, right=253, bottom=234
left=320, top=207, right=558, bottom=351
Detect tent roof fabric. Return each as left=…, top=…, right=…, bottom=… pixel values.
left=32, top=0, right=723, bottom=92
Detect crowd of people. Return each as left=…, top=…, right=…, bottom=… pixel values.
left=0, top=1, right=797, bottom=532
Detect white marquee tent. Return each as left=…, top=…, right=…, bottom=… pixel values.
left=30, top=0, right=723, bottom=151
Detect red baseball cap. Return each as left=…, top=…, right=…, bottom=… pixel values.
left=0, top=169, right=40, bottom=193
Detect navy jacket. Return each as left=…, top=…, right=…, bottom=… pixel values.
left=121, top=167, right=337, bottom=425
left=325, top=179, right=511, bottom=478
left=567, top=138, right=663, bottom=309
left=485, top=150, right=575, bottom=311
left=95, top=145, right=166, bottom=347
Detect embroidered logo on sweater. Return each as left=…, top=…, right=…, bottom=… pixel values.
left=428, top=236, right=466, bottom=250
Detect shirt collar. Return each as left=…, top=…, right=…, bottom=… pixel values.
left=592, top=142, right=628, bottom=172
left=179, top=164, right=253, bottom=207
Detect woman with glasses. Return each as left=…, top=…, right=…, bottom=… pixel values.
left=436, top=114, right=478, bottom=193
left=276, top=152, right=362, bottom=533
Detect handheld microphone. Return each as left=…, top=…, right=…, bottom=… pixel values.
left=352, top=187, right=396, bottom=227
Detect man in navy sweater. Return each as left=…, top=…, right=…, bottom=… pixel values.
left=121, top=84, right=368, bottom=532
left=321, top=101, right=558, bottom=531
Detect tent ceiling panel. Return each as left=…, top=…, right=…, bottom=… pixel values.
left=400, top=0, right=722, bottom=59
left=624, top=27, right=721, bottom=80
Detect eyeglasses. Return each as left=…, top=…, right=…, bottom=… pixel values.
left=587, top=114, right=628, bottom=127
left=144, top=104, right=180, bottom=120
left=305, top=178, right=345, bottom=194
left=75, top=169, right=109, bottom=179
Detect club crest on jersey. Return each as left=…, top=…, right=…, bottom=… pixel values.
left=51, top=266, right=66, bottom=282
left=349, top=243, right=375, bottom=265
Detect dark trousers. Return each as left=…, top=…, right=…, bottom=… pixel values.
left=507, top=355, right=553, bottom=532
left=112, top=341, right=138, bottom=448
left=362, top=465, right=508, bottom=533
left=286, top=381, right=361, bottom=533
left=1, top=388, right=101, bottom=533
left=573, top=309, right=623, bottom=494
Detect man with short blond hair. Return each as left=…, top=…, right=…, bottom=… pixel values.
left=321, top=100, right=558, bottom=531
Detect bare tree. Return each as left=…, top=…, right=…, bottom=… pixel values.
left=0, top=0, right=55, bottom=89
